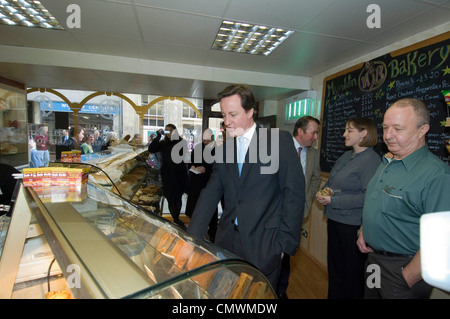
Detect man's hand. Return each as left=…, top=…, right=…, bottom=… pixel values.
left=356, top=229, right=374, bottom=253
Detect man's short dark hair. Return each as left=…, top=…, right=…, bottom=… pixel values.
left=216, top=84, right=257, bottom=119
left=293, top=116, right=320, bottom=136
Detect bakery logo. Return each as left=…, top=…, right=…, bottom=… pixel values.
left=99, top=98, right=119, bottom=120
left=170, top=128, right=280, bottom=174
left=366, top=264, right=381, bottom=289
left=359, top=60, right=387, bottom=92
left=66, top=4, right=81, bottom=29
left=366, top=4, right=381, bottom=29
left=66, top=264, right=81, bottom=289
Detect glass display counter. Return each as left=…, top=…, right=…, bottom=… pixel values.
left=76, top=148, right=162, bottom=213
left=19, top=180, right=276, bottom=299
left=51, top=145, right=162, bottom=214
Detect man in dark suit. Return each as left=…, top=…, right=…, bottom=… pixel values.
left=277, top=116, right=322, bottom=298
left=187, top=84, right=305, bottom=289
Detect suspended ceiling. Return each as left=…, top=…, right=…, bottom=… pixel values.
left=0, top=0, right=449, bottom=101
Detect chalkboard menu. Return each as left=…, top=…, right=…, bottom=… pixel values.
left=320, top=32, right=450, bottom=173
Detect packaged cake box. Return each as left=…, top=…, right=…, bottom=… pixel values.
left=61, top=150, right=82, bottom=163
left=23, top=167, right=90, bottom=187
left=51, top=167, right=89, bottom=187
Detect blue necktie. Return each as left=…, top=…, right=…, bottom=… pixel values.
left=235, top=136, right=247, bottom=226
left=238, top=136, right=246, bottom=176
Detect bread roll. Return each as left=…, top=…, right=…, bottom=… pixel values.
left=317, top=187, right=333, bottom=196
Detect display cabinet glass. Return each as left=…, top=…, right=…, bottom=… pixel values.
left=52, top=146, right=161, bottom=214
left=22, top=180, right=276, bottom=299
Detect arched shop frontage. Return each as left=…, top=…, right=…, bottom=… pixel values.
left=27, top=88, right=204, bottom=160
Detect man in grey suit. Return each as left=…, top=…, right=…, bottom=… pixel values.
left=277, top=116, right=322, bottom=298
left=187, top=84, right=305, bottom=289
left=293, top=116, right=322, bottom=219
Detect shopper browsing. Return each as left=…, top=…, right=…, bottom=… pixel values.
left=187, top=84, right=305, bottom=289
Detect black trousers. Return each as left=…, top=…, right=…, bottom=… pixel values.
left=364, top=252, right=432, bottom=299
left=327, top=219, right=366, bottom=299
left=167, top=195, right=183, bottom=223
left=276, top=254, right=290, bottom=296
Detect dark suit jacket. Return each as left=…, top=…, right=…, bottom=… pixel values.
left=188, top=126, right=305, bottom=275
left=148, top=135, right=188, bottom=200
left=303, top=146, right=322, bottom=218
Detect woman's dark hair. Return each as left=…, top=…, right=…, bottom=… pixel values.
left=347, top=117, right=378, bottom=147
left=165, top=123, right=177, bottom=131
left=69, top=126, right=84, bottom=138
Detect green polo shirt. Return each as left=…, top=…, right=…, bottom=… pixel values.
left=362, top=145, right=450, bottom=255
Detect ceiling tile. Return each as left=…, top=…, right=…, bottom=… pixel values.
left=41, top=0, right=142, bottom=39
left=301, top=0, right=438, bottom=42
left=133, top=0, right=229, bottom=16
left=224, top=0, right=335, bottom=30
left=0, top=24, right=85, bottom=52
left=136, top=7, right=221, bottom=48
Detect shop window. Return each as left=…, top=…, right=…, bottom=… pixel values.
left=182, top=102, right=199, bottom=119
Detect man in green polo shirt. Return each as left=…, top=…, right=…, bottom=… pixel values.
left=357, top=98, right=450, bottom=299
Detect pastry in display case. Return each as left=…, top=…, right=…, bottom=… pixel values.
left=54, top=147, right=163, bottom=214
left=12, top=179, right=275, bottom=299
left=85, top=150, right=153, bottom=200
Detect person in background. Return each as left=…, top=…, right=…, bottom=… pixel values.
left=216, top=121, right=227, bottom=147
left=277, top=115, right=322, bottom=299
left=148, top=133, right=155, bottom=143
left=61, top=129, right=69, bottom=144
left=185, top=128, right=217, bottom=242
left=357, top=98, right=450, bottom=299
left=64, top=126, right=84, bottom=151
left=80, top=131, right=95, bottom=155
left=187, top=84, right=305, bottom=289
left=148, top=124, right=189, bottom=229
left=102, top=131, right=117, bottom=150
left=33, top=125, right=50, bottom=167
left=92, top=130, right=105, bottom=152
left=316, top=117, right=381, bottom=299
left=147, top=134, right=161, bottom=168
left=29, top=139, right=44, bottom=168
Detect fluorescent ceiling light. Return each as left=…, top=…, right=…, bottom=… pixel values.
left=0, top=0, right=64, bottom=30
left=212, top=20, right=293, bottom=56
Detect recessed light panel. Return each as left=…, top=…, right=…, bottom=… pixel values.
left=212, top=20, right=293, bottom=56
left=0, top=0, right=64, bottom=30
